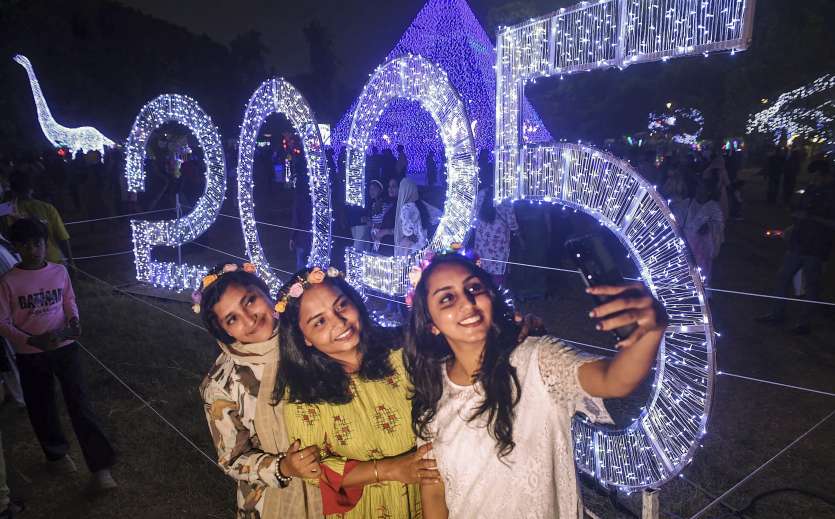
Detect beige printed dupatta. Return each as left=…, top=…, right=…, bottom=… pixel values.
left=221, top=338, right=323, bottom=519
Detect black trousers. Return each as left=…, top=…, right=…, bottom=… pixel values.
left=16, top=343, right=114, bottom=472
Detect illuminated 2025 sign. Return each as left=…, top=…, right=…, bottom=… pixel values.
left=117, top=0, right=754, bottom=492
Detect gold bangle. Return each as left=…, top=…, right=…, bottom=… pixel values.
left=373, top=459, right=380, bottom=484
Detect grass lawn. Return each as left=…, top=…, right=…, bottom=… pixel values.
left=2, top=169, right=834, bottom=518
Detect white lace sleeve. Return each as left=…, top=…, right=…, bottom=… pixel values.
left=536, top=337, right=613, bottom=424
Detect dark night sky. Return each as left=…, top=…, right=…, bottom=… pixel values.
left=116, top=0, right=532, bottom=92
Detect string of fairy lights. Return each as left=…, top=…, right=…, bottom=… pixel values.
left=331, top=0, right=552, bottom=178
left=124, top=94, right=226, bottom=290
left=13, top=54, right=116, bottom=155
left=236, top=77, right=330, bottom=293
left=648, top=107, right=705, bottom=145
left=747, top=73, right=835, bottom=145
left=343, top=55, right=478, bottom=297
left=493, top=0, right=755, bottom=492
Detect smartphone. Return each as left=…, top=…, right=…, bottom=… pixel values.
left=565, top=234, right=638, bottom=341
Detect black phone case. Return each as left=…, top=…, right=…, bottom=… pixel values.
left=565, top=234, right=638, bottom=342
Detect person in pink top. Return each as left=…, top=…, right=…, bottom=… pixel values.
left=0, top=218, right=116, bottom=492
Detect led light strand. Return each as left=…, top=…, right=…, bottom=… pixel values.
left=746, top=73, right=835, bottom=145
left=648, top=107, right=705, bottom=145
left=124, top=94, right=226, bottom=291
left=236, top=77, right=330, bottom=292
left=343, top=55, right=478, bottom=297
left=331, top=0, right=552, bottom=178
left=13, top=54, right=116, bottom=154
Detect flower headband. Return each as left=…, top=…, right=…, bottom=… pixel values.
left=274, top=266, right=343, bottom=314
left=192, top=263, right=257, bottom=314
left=404, top=243, right=481, bottom=307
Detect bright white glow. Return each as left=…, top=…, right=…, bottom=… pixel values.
left=237, top=77, right=330, bottom=292
left=344, top=55, right=478, bottom=297
left=648, top=107, right=705, bottom=145
left=494, top=0, right=756, bottom=491
left=13, top=54, right=116, bottom=155
left=317, top=124, right=331, bottom=146
left=124, top=94, right=226, bottom=290
left=747, top=73, right=834, bottom=145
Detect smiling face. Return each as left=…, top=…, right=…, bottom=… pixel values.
left=424, top=262, right=493, bottom=349
left=211, top=283, right=276, bottom=344
left=297, top=282, right=363, bottom=368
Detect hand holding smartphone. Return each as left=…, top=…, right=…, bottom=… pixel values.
left=566, top=234, right=639, bottom=342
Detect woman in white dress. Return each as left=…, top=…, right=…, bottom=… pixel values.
left=404, top=253, right=666, bottom=519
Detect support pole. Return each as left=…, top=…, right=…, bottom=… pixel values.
left=642, top=488, right=660, bottom=519
left=175, top=192, right=182, bottom=267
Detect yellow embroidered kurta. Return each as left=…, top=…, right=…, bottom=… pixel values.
left=284, top=348, right=421, bottom=518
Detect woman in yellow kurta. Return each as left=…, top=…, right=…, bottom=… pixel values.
left=274, top=267, right=439, bottom=518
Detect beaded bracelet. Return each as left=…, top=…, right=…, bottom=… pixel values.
left=275, top=451, right=292, bottom=488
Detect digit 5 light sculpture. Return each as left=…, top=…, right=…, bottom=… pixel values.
left=493, top=0, right=755, bottom=491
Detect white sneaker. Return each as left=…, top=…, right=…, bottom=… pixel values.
left=48, top=455, right=77, bottom=475
left=92, top=469, right=118, bottom=491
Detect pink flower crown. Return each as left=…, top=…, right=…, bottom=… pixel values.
left=191, top=263, right=257, bottom=314
left=405, top=243, right=481, bottom=308
left=274, top=266, right=343, bottom=314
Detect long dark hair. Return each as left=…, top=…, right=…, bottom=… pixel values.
left=404, top=254, right=521, bottom=457
left=415, top=199, right=431, bottom=232
left=477, top=186, right=496, bottom=224
left=199, top=266, right=272, bottom=345
left=274, top=269, right=395, bottom=404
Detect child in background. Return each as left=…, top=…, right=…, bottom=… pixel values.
left=0, top=218, right=116, bottom=492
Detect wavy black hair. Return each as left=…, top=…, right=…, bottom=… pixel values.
left=273, top=268, right=395, bottom=404
left=404, top=253, right=521, bottom=458
left=198, top=264, right=272, bottom=345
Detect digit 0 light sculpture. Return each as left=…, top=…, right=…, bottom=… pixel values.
left=13, top=54, right=116, bottom=155
left=493, top=0, right=756, bottom=491
left=125, top=94, right=226, bottom=290
left=236, top=77, right=330, bottom=292
left=343, top=55, right=478, bottom=297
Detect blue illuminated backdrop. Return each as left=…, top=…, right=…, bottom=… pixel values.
left=331, top=0, right=552, bottom=179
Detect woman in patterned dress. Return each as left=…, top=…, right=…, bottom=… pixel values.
left=472, top=186, right=521, bottom=286
left=274, top=267, right=440, bottom=518
left=197, top=263, right=323, bottom=519
left=405, top=253, right=666, bottom=518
